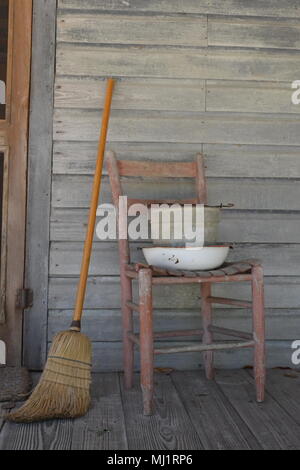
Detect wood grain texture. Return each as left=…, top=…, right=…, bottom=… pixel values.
left=209, top=16, right=300, bottom=50
left=55, top=77, right=205, bottom=111
left=256, top=369, right=300, bottom=424
left=40, top=3, right=300, bottom=371
left=53, top=142, right=205, bottom=176
left=57, top=12, right=207, bottom=46
left=118, top=160, right=197, bottom=177
left=0, top=0, right=33, bottom=365
left=0, top=150, right=9, bottom=324
left=48, top=275, right=300, bottom=310
left=172, top=371, right=261, bottom=450
left=53, top=142, right=300, bottom=179
left=0, top=126, right=8, bottom=146
left=0, top=403, right=9, bottom=434
left=56, top=43, right=300, bottom=81
left=215, top=369, right=300, bottom=450
left=71, top=77, right=114, bottom=326
left=50, top=208, right=300, bottom=243
left=207, top=81, right=300, bottom=114
left=0, top=417, right=73, bottom=450
left=23, top=0, right=56, bottom=370
left=203, top=144, right=300, bottom=178
left=50, top=242, right=300, bottom=277
left=54, top=109, right=300, bottom=145
left=44, top=340, right=294, bottom=371
left=58, top=0, right=300, bottom=19
left=120, top=372, right=204, bottom=450
left=48, top=307, right=300, bottom=342
left=71, top=373, right=128, bottom=450
left=1, top=371, right=300, bottom=449
left=51, top=174, right=300, bottom=210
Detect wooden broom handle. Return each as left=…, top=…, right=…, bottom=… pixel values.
left=71, top=78, right=115, bottom=331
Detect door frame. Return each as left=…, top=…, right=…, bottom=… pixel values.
left=0, top=0, right=33, bottom=366
left=23, top=0, right=57, bottom=370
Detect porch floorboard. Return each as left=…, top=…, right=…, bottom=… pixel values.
left=0, top=369, right=299, bottom=450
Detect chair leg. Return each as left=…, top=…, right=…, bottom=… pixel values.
left=139, top=268, right=154, bottom=415
left=201, top=283, right=214, bottom=380
left=121, top=271, right=134, bottom=389
left=252, top=265, right=266, bottom=402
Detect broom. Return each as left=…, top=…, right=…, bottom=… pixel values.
left=7, top=78, right=115, bottom=423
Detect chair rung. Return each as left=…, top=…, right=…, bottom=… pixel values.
left=210, top=325, right=253, bottom=340
left=154, top=340, right=255, bottom=355
left=128, top=329, right=203, bottom=344
left=154, top=329, right=203, bottom=339
left=207, top=296, right=252, bottom=308
left=126, top=301, right=140, bottom=312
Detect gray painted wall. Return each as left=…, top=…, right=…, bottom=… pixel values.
left=34, top=0, right=300, bottom=370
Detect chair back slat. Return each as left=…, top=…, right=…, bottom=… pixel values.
left=127, top=198, right=198, bottom=207
left=107, top=151, right=208, bottom=207
left=118, top=160, right=197, bottom=178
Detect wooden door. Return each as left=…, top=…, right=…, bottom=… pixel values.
left=0, top=0, right=32, bottom=366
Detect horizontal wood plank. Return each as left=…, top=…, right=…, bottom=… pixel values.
left=48, top=275, right=300, bottom=309
left=54, top=109, right=300, bottom=145
left=56, top=44, right=300, bottom=81
left=207, top=81, right=300, bottom=114
left=49, top=242, right=300, bottom=277
left=46, top=339, right=295, bottom=371
left=209, top=16, right=300, bottom=50
left=53, top=142, right=300, bottom=179
left=50, top=208, right=300, bottom=243
left=55, top=77, right=205, bottom=111
left=203, top=144, right=300, bottom=178
left=57, top=12, right=207, bottom=46
left=53, top=142, right=204, bottom=175
left=52, top=174, right=300, bottom=210
left=48, top=308, right=300, bottom=341
left=55, top=77, right=300, bottom=115
left=58, top=0, right=300, bottom=19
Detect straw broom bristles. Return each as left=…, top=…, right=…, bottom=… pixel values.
left=6, top=331, right=92, bottom=423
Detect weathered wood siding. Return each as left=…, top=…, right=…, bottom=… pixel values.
left=45, top=0, right=300, bottom=370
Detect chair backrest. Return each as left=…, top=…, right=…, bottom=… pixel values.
left=106, top=150, right=208, bottom=266
left=106, top=151, right=208, bottom=207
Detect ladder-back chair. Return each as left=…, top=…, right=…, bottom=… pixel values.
left=107, top=150, right=265, bottom=415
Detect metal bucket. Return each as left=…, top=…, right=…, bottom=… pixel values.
left=151, top=205, right=221, bottom=246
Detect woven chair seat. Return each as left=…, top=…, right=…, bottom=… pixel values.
left=128, top=259, right=261, bottom=278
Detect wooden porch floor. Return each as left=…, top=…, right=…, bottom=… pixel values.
left=0, top=369, right=299, bottom=450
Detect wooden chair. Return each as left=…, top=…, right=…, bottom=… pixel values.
left=107, top=150, right=265, bottom=415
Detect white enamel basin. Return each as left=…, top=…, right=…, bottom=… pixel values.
left=142, top=246, right=230, bottom=271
